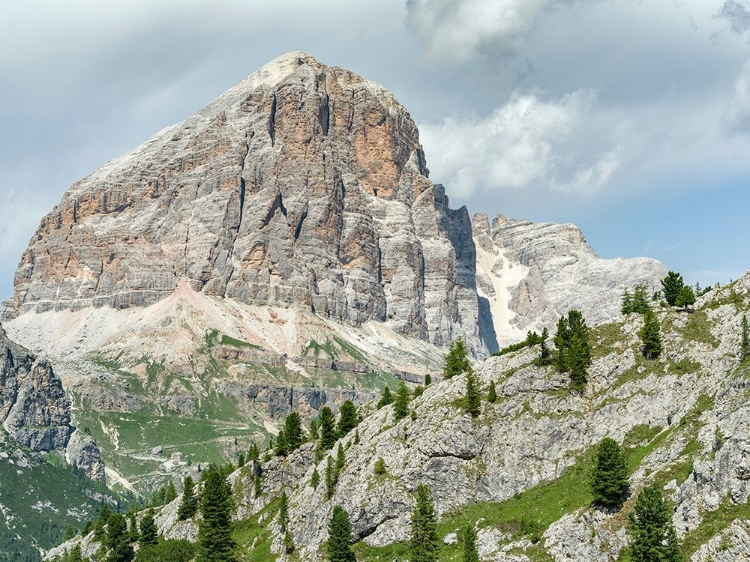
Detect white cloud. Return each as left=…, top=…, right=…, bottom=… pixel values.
left=722, top=59, right=750, bottom=134
left=718, top=0, right=750, bottom=35
left=419, top=88, right=629, bottom=196
left=405, top=0, right=593, bottom=62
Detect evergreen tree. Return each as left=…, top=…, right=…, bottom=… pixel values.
left=63, top=525, right=76, bottom=542
left=465, top=366, right=480, bottom=417
left=94, top=503, right=111, bottom=541
left=327, top=505, right=356, bottom=562
left=325, top=456, right=336, bottom=500
left=354, top=429, right=360, bottom=445
left=106, top=513, right=134, bottom=562
left=632, top=284, right=652, bottom=314
left=377, top=386, right=394, bottom=409
left=283, top=530, right=295, bottom=555
left=279, top=490, right=289, bottom=532
left=425, top=374, right=432, bottom=386
left=253, top=474, right=262, bottom=498
left=639, top=309, right=663, bottom=360
left=310, top=467, right=320, bottom=489
left=393, top=380, right=410, bottom=420
left=139, top=509, right=158, bottom=548
left=247, top=443, right=260, bottom=462
left=197, top=469, right=237, bottom=562
left=318, top=407, right=337, bottom=452
left=275, top=426, right=289, bottom=456
left=178, top=476, right=198, bottom=521
left=742, top=315, right=750, bottom=361
left=410, top=484, right=439, bottom=562
left=487, top=380, right=497, bottom=403
left=336, top=400, right=358, bottom=438
left=621, top=288, right=633, bottom=315
left=661, top=271, right=685, bottom=307
left=462, top=525, right=479, bottom=562
left=539, top=327, right=551, bottom=364
left=443, top=338, right=471, bottom=379
left=69, top=544, right=84, bottom=562
left=590, top=438, right=629, bottom=508
left=237, top=452, right=246, bottom=467
left=629, top=484, right=683, bottom=562
left=675, top=285, right=696, bottom=312
left=283, top=411, right=304, bottom=452
left=566, top=310, right=591, bottom=389
left=374, top=457, right=387, bottom=475
left=336, top=443, right=346, bottom=473
left=165, top=480, right=178, bottom=503
left=554, top=316, right=570, bottom=372
left=127, top=512, right=139, bottom=543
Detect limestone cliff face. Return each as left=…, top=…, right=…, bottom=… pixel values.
left=6, top=52, right=491, bottom=355
left=0, top=326, right=104, bottom=479
left=473, top=213, right=667, bottom=345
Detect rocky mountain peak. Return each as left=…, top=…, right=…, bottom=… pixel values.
left=6, top=53, right=486, bottom=354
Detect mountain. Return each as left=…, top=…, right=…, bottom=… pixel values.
left=47, top=272, right=750, bottom=562
left=3, top=52, right=664, bottom=499
left=0, top=328, right=111, bottom=561
left=473, top=213, right=666, bottom=346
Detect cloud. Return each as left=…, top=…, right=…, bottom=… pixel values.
left=722, top=59, right=750, bottom=133
left=718, top=0, right=750, bottom=35
left=405, top=0, right=593, bottom=62
left=419, top=88, right=628, bottom=196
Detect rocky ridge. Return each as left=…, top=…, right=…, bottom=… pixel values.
left=473, top=213, right=667, bottom=346
left=0, top=325, right=103, bottom=480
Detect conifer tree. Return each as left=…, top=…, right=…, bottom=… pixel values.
left=394, top=380, right=410, bottom=420
left=425, top=374, right=432, bottom=386
left=94, top=503, right=111, bottom=541
left=661, top=271, right=684, bottom=307
left=69, top=544, right=84, bottom=562
left=374, top=457, right=387, bottom=475
left=742, top=315, right=750, bottom=361
left=629, top=484, right=682, bottom=562
left=590, top=438, right=629, bottom=508
left=465, top=366, right=481, bottom=417
left=632, top=284, right=651, bottom=313
left=178, top=476, right=198, bottom=521
left=410, top=485, right=438, bottom=562
left=165, top=480, right=178, bottom=503
left=327, top=505, right=356, bottom=562
left=554, top=316, right=570, bottom=372
left=127, top=512, right=139, bottom=543
left=197, top=469, right=237, bottom=562
left=336, top=443, right=346, bottom=473
left=487, top=380, right=497, bottom=403
left=275, top=427, right=289, bottom=456
left=443, top=338, right=471, bottom=379
left=237, top=452, right=245, bottom=467
left=354, top=429, right=360, bottom=445
left=336, top=400, right=358, bottom=438
left=139, top=509, right=158, bottom=548
left=283, top=411, right=304, bottom=452
left=639, top=309, right=663, bottom=359
left=676, top=285, right=696, bottom=312
left=253, top=474, right=262, bottom=499
left=621, top=288, right=633, bottom=315
left=377, top=386, right=394, bottom=409
left=279, top=490, right=289, bottom=532
left=318, top=407, right=337, bottom=452
left=463, top=525, right=479, bottom=562
left=539, top=327, right=551, bottom=364
left=247, top=443, right=260, bottom=462
left=106, top=513, right=134, bottom=562
left=325, top=456, right=336, bottom=500
left=566, top=310, right=591, bottom=388
left=311, top=467, right=320, bottom=489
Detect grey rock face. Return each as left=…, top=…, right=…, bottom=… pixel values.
left=473, top=213, right=667, bottom=346
left=6, top=52, right=488, bottom=355
left=0, top=325, right=103, bottom=479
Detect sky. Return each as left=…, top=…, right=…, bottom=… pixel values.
left=2, top=0, right=750, bottom=301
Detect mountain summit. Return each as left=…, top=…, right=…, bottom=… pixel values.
left=6, top=51, right=492, bottom=354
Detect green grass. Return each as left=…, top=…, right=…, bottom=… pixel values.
left=680, top=497, right=750, bottom=557
left=302, top=338, right=338, bottom=359
left=669, top=357, right=701, bottom=375
left=220, top=334, right=261, bottom=349
left=332, top=336, right=368, bottom=363
left=234, top=498, right=281, bottom=562
left=678, top=310, right=719, bottom=348
left=591, top=322, right=626, bottom=359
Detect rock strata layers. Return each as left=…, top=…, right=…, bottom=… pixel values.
left=6, top=51, right=492, bottom=355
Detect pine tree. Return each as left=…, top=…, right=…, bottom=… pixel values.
left=106, top=513, right=134, bottom=562
left=632, top=284, right=651, bottom=314
left=283, top=411, right=304, bottom=452
left=327, top=505, right=356, bottom=562
left=178, top=476, right=198, bottom=521
left=275, top=426, right=289, bottom=456
left=566, top=310, right=591, bottom=388
left=94, top=503, right=111, bottom=541
left=310, top=467, right=320, bottom=489
left=139, top=509, right=158, bottom=548
left=425, top=374, right=432, bottom=386
left=661, top=271, right=684, bottom=307
left=465, top=366, right=480, bottom=417
left=237, top=452, right=245, bottom=467
left=487, top=380, right=497, bottom=403
left=590, top=438, right=629, bottom=508
left=621, top=288, right=633, bottom=315
left=377, top=386, right=394, bottom=409
left=318, top=407, right=337, bottom=452
left=197, top=469, right=237, bottom=562
left=629, top=484, right=683, bottom=562
left=742, top=315, right=750, bottom=361
left=253, top=474, right=262, bottom=498
left=410, top=485, right=439, bottom=562
left=639, top=309, right=663, bottom=359
left=393, top=380, right=410, bottom=420
left=165, top=480, right=178, bottom=503
left=279, top=490, right=289, bottom=532
left=539, top=327, right=551, bottom=364
left=247, top=443, right=260, bottom=462
left=354, top=429, right=360, bottom=445
left=127, top=512, right=139, bottom=543
left=325, top=456, right=336, bottom=500
left=336, top=400, right=358, bottom=438
left=336, top=443, right=346, bottom=473
left=374, top=457, right=387, bottom=475
left=443, top=338, right=471, bottom=379
left=69, top=544, right=84, bottom=562
left=675, top=285, right=696, bottom=312
left=462, top=525, right=479, bottom=562
left=554, top=316, right=570, bottom=372
left=283, top=530, right=295, bottom=555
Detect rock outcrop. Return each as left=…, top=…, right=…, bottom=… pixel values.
left=473, top=213, right=666, bottom=346
left=0, top=325, right=103, bottom=479
left=5, top=51, right=492, bottom=355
